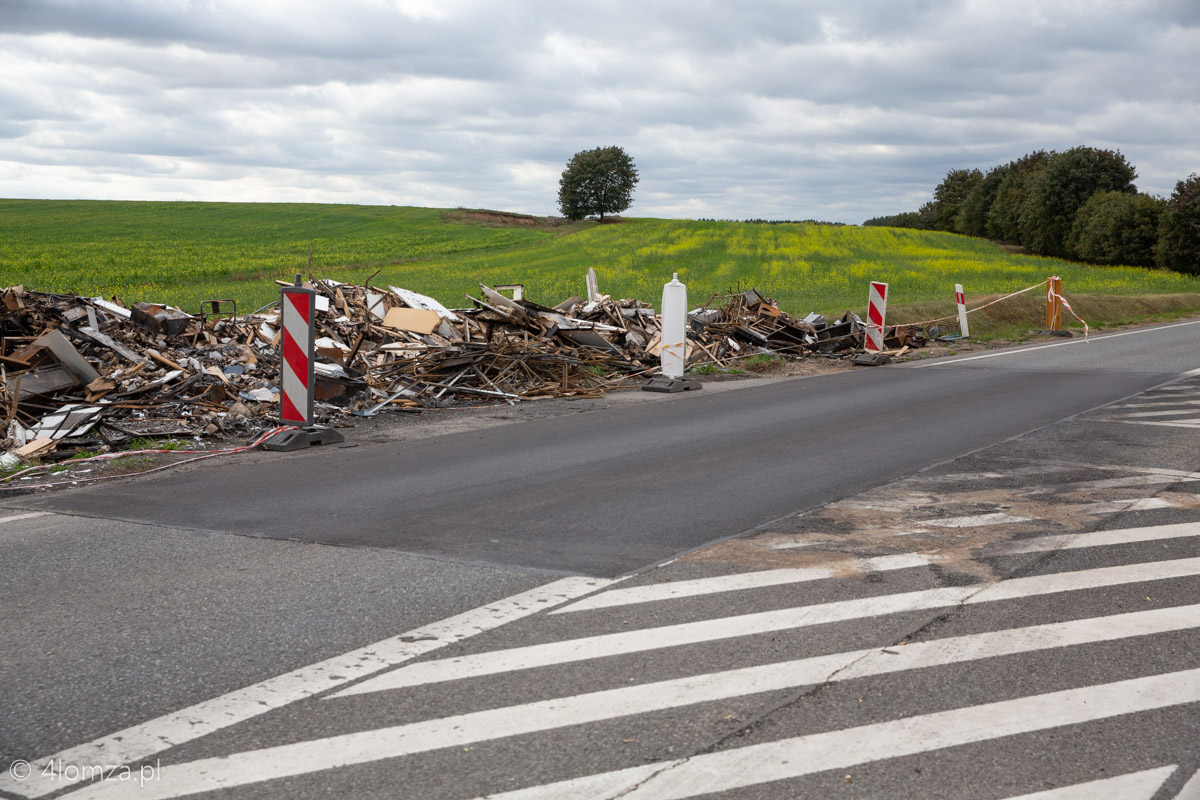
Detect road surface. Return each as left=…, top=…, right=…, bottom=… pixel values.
left=2, top=319, right=1199, bottom=799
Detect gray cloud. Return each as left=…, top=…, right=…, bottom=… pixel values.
left=0, top=0, right=1197, bottom=222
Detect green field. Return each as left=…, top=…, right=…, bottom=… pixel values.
left=2, top=199, right=1197, bottom=334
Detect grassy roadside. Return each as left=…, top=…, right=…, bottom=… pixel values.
left=1, top=200, right=1196, bottom=338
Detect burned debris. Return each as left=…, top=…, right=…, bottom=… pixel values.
left=1, top=280, right=923, bottom=463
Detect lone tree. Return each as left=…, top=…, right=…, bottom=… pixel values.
left=558, top=146, right=638, bottom=222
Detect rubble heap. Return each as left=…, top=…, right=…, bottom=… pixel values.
left=1, top=280, right=924, bottom=462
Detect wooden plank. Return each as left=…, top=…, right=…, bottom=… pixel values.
left=76, top=326, right=147, bottom=364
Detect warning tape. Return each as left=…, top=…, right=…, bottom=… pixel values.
left=1050, top=290, right=1090, bottom=338
left=0, top=426, right=298, bottom=491
left=895, top=278, right=1050, bottom=329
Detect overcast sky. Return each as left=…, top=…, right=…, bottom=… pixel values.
left=1, top=0, right=1197, bottom=224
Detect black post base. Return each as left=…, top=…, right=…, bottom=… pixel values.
left=642, top=377, right=704, bottom=393
left=261, top=425, right=346, bottom=452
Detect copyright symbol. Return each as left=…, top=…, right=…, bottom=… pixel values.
left=9, top=760, right=31, bottom=781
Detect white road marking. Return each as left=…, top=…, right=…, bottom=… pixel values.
left=0, top=511, right=50, bottom=525
left=1177, top=768, right=1200, bottom=800
left=69, top=606, right=1200, bottom=799
left=553, top=553, right=936, bottom=614
left=1032, top=474, right=1190, bottom=492
left=560, top=521, right=1200, bottom=615
left=1006, top=766, right=1177, bottom=799
left=989, top=521, right=1200, bottom=556
left=0, top=577, right=616, bottom=799
left=1112, top=399, right=1200, bottom=409
left=335, top=556, right=1200, bottom=694
left=1082, top=497, right=1177, bottom=514
left=472, top=668, right=1200, bottom=800
left=1115, top=419, right=1200, bottom=429
left=1024, top=461, right=1200, bottom=480
left=921, top=464, right=1075, bottom=482
left=922, top=512, right=1031, bottom=528
left=910, top=319, right=1200, bottom=367
left=1122, top=409, right=1200, bottom=418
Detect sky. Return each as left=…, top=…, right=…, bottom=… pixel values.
left=1, top=0, right=1198, bottom=224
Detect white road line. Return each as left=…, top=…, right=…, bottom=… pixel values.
left=335, top=555, right=1200, bottom=695
left=1112, top=399, right=1200, bottom=409
left=921, top=464, right=1075, bottom=482
left=0, top=511, right=50, bottom=525
left=1006, top=766, right=1177, bottom=800
left=1031, top=474, right=1190, bottom=492
left=990, top=521, right=1200, bottom=556
left=1115, top=419, right=1200, bottom=429
left=910, top=319, right=1200, bottom=367
left=69, top=606, right=1200, bottom=799
left=1122, top=409, right=1200, bottom=418
left=1178, top=768, right=1200, bottom=800
left=1023, top=461, right=1200, bottom=480
left=1082, top=497, right=1177, bottom=514
left=473, top=668, right=1200, bottom=800
left=558, top=521, right=1200, bottom=616
left=553, top=553, right=935, bottom=614
left=922, top=512, right=1031, bottom=528
left=0, top=577, right=615, bottom=799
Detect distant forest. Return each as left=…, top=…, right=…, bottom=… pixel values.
left=864, top=147, right=1200, bottom=275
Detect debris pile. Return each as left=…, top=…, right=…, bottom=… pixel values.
left=685, top=289, right=927, bottom=365
left=1, top=279, right=923, bottom=462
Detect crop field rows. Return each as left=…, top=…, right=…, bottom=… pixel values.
left=2, top=200, right=1197, bottom=336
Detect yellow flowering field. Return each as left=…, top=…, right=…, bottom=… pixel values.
left=2, top=200, right=1196, bottom=334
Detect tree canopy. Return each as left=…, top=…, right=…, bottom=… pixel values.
left=557, top=146, right=639, bottom=222
left=1158, top=174, right=1200, bottom=275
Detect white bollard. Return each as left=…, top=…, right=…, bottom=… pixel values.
left=586, top=267, right=599, bottom=303
left=955, top=283, right=970, bottom=338
left=660, top=273, right=687, bottom=379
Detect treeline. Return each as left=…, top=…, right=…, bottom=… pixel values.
left=864, top=146, right=1200, bottom=275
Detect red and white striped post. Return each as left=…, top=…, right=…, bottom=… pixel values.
left=280, top=276, right=315, bottom=426
left=865, top=281, right=888, bottom=352
left=955, top=283, right=970, bottom=338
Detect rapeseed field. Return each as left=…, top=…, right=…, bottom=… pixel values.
left=2, top=200, right=1196, bottom=334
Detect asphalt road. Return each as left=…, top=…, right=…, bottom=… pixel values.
left=13, top=320, right=1200, bottom=576
left=2, top=319, right=1200, bottom=800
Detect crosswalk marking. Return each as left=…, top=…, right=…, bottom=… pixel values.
left=553, top=553, right=936, bottom=613
left=1121, top=408, right=1200, bottom=418
left=1116, top=419, right=1200, bottom=429
left=337, top=556, right=1200, bottom=694
left=921, top=512, right=1031, bottom=527
left=1178, top=768, right=1200, bottom=800
left=988, top=521, right=1200, bottom=555
left=0, top=577, right=617, bottom=800
left=470, top=668, right=1200, bottom=800
left=1114, top=398, right=1200, bottom=407
left=69, top=609, right=1200, bottom=800
left=1005, top=766, right=1177, bottom=800
left=1003, top=772, right=1171, bottom=800
left=1082, top=497, right=1178, bottom=513
left=555, top=522, right=1200, bottom=615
